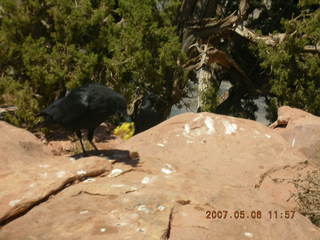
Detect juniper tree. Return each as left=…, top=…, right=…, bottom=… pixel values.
left=178, top=0, right=319, bottom=121
left=0, top=0, right=186, bottom=127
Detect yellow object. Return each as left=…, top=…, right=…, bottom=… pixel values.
left=113, top=122, right=135, bottom=140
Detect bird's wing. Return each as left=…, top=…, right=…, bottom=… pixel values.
left=87, top=87, right=124, bottom=115
left=41, top=91, right=89, bottom=127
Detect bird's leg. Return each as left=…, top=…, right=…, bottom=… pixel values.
left=87, top=128, right=98, bottom=151
left=76, top=130, right=87, bottom=154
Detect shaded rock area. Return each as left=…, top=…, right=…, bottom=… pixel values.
left=1, top=110, right=320, bottom=239
left=38, top=123, right=123, bottom=155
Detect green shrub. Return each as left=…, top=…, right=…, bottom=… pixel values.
left=0, top=0, right=186, bottom=128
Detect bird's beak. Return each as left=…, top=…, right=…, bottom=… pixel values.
left=123, top=114, right=132, bottom=123
left=119, top=111, right=132, bottom=123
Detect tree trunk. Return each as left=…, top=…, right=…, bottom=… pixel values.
left=179, top=0, right=258, bottom=115
left=196, top=66, right=212, bottom=112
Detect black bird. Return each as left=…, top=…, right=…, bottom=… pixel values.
left=132, top=94, right=165, bottom=133
left=38, top=83, right=131, bottom=154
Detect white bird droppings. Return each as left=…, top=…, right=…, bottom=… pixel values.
left=158, top=205, right=166, bottom=211
left=109, top=209, right=119, bottom=216
left=167, top=163, right=173, bottom=168
left=129, top=213, right=139, bottom=219
left=39, top=164, right=50, bottom=168
left=222, top=120, right=238, bottom=135
left=244, top=232, right=253, bottom=238
left=194, top=129, right=202, bottom=136
left=193, top=114, right=204, bottom=122
left=69, top=157, right=76, bottom=162
left=161, top=164, right=175, bottom=175
left=100, top=228, right=107, bottom=232
left=157, top=143, right=165, bottom=147
left=9, top=199, right=21, bottom=207
left=292, top=137, right=296, bottom=147
left=56, top=170, right=66, bottom=178
left=111, top=184, right=126, bottom=188
left=181, top=212, right=188, bottom=217
left=186, top=140, right=193, bottom=144
left=77, top=170, right=87, bottom=175
left=161, top=169, right=173, bottom=174
left=204, top=116, right=215, bottom=135
left=116, top=222, right=128, bottom=227
left=83, top=178, right=96, bottom=183
left=39, top=172, right=48, bottom=178
left=136, top=228, right=145, bottom=233
left=141, top=176, right=151, bottom=184
left=108, top=169, right=124, bottom=177
left=184, top=124, right=191, bottom=135
left=137, top=205, right=150, bottom=213
left=79, top=210, right=89, bottom=214
left=129, top=186, right=138, bottom=192
left=265, top=134, right=271, bottom=138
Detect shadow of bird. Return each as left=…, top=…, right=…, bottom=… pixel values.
left=36, top=83, right=132, bottom=154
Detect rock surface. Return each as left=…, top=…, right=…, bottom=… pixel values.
left=1, top=111, right=320, bottom=239
left=270, top=106, right=320, bottom=165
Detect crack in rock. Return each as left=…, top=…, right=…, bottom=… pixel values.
left=0, top=169, right=107, bottom=227
left=71, top=191, right=110, bottom=197
left=254, top=161, right=308, bottom=188
left=176, top=200, right=191, bottom=205
left=161, top=207, right=174, bottom=240
left=191, top=225, right=209, bottom=230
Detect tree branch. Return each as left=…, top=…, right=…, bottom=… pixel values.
left=235, top=25, right=320, bottom=53
left=235, top=25, right=286, bottom=46
left=303, top=45, right=320, bottom=54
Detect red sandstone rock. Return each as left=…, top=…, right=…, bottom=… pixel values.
left=270, top=106, right=320, bottom=165
left=0, top=111, right=319, bottom=239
